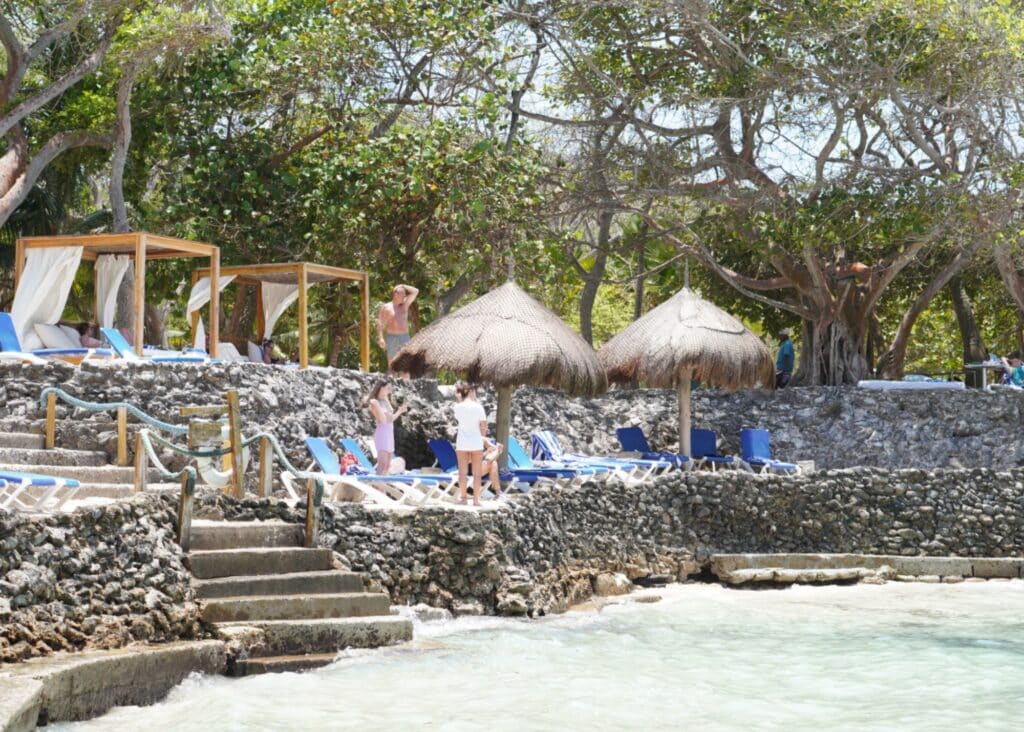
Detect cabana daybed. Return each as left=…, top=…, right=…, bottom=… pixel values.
left=13, top=232, right=221, bottom=358
left=189, top=262, right=370, bottom=370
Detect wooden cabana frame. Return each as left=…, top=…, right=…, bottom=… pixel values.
left=190, top=262, right=370, bottom=370
left=14, top=232, right=221, bottom=357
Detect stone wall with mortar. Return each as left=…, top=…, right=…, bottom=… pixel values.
left=2, top=361, right=1024, bottom=471
left=198, top=465, right=1024, bottom=617
left=0, top=496, right=200, bottom=664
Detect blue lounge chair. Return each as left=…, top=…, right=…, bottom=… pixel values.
left=335, top=438, right=454, bottom=505
left=0, top=470, right=81, bottom=512
left=101, top=328, right=207, bottom=363
left=292, top=437, right=417, bottom=506
left=426, top=438, right=547, bottom=492
left=615, top=427, right=691, bottom=468
left=530, top=430, right=674, bottom=482
left=690, top=429, right=738, bottom=471
left=506, top=436, right=607, bottom=482
left=0, top=312, right=113, bottom=363
left=739, top=428, right=799, bottom=474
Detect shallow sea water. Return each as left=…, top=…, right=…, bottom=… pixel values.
left=54, top=582, right=1024, bottom=732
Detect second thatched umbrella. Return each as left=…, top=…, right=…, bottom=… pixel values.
left=391, top=281, right=606, bottom=469
left=598, top=287, right=773, bottom=457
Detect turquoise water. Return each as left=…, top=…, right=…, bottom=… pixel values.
left=55, top=582, right=1024, bottom=731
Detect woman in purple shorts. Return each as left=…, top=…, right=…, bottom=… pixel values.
left=363, top=380, right=409, bottom=474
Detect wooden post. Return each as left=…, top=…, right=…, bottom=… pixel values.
left=134, top=432, right=148, bottom=492
left=177, top=473, right=193, bottom=552
left=360, top=274, right=370, bottom=371
left=258, top=436, right=273, bottom=498
left=209, top=249, right=220, bottom=358
left=304, top=479, right=317, bottom=548
left=297, top=263, right=309, bottom=369
left=255, top=282, right=266, bottom=342
left=14, top=237, right=24, bottom=288
left=116, top=407, right=128, bottom=466
left=133, top=233, right=146, bottom=356
left=495, top=385, right=513, bottom=472
left=678, top=374, right=692, bottom=458
left=226, top=390, right=245, bottom=499
left=44, top=392, right=56, bottom=449
left=189, top=270, right=200, bottom=346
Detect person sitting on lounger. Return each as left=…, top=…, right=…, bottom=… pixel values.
left=75, top=322, right=103, bottom=348
left=363, top=379, right=409, bottom=475
left=262, top=338, right=286, bottom=365
left=481, top=437, right=505, bottom=500
left=1001, top=356, right=1024, bottom=387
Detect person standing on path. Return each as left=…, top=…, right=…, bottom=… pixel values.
left=363, top=379, right=409, bottom=475
left=776, top=328, right=795, bottom=388
left=452, top=382, right=488, bottom=507
left=378, top=284, right=419, bottom=369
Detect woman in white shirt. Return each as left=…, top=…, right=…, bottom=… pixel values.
left=453, top=382, right=489, bottom=506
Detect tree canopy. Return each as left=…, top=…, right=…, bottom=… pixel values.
left=3, top=0, right=1024, bottom=377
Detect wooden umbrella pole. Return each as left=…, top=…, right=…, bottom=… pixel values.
left=495, top=385, right=513, bottom=473
left=678, top=373, right=691, bottom=458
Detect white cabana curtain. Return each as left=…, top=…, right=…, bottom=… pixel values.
left=261, top=282, right=300, bottom=340
left=10, top=246, right=83, bottom=346
left=95, top=255, right=133, bottom=328
left=186, top=275, right=235, bottom=348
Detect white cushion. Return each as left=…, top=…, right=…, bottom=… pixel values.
left=246, top=341, right=263, bottom=363
left=21, top=331, right=44, bottom=351
left=59, top=324, right=81, bottom=343
left=217, top=342, right=244, bottom=362
left=33, top=323, right=79, bottom=350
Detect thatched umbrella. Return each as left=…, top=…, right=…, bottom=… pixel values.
left=598, top=287, right=773, bottom=456
left=391, top=281, right=606, bottom=469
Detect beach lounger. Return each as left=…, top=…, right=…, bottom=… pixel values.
left=282, top=437, right=404, bottom=507
left=739, top=428, right=800, bottom=474
left=0, top=470, right=81, bottom=512
left=690, top=429, right=739, bottom=471
left=530, top=430, right=673, bottom=482
left=334, top=438, right=452, bottom=505
left=0, top=312, right=112, bottom=364
left=506, top=437, right=608, bottom=484
left=426, top=438, right=548, bottom=493
left=101, top=328, right=208, bottom=363
left=615, top=426, right=691, bottom=469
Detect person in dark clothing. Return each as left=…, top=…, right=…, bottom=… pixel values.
left=776, top=328, right=795, bottom=388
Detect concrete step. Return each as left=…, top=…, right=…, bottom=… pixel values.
left=230, top=652, right=338, bottom=677
left=193, top=571, right=363, bottom=599
left=214, top=616, right=413, bottom=656
left=0, top=462, right=161, bottom=484
left=200, top=592, right=391, bottom=623
left=185, top=547, right=334, bottom=579
left=0, top=432, right=44, bottom=449
left=0, top=446, right=108, bottom=467
left=190, top=520, right=304, bottom=551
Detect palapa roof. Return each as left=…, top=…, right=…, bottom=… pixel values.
left=598, top=287, right=774, bottom=390
left=390, top=281, right=606, bottom=396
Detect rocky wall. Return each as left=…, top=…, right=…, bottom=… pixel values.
left=196, top=465, right=1024, bottom=617
left=2, top=361, right=1024, bottom=471
left=0, top=496, right=201, bottom=664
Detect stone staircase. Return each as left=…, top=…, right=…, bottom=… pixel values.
left=0, top=423, right=175, bottom=509
left=187, top=520, right=412, bottom=676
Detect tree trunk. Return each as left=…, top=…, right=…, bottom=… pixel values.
left=579, top=210, right=611, bottom=345
left=877, top=240, right=984, bottom=379
left=796, top=320, right=869, bottom=385
left=948, top=275, right=986, bottom=386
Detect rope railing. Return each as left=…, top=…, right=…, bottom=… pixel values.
left=39, top=386, right=323, bottom=550
left=39, top=387, right=189, bottom=434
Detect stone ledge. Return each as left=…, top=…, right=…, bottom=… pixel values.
left=0, top=640, right=226, bottom=732
left=710, top=554, right=1024, bottom=585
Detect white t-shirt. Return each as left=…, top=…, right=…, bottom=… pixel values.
left=453, top=400, right=487, bottom=451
